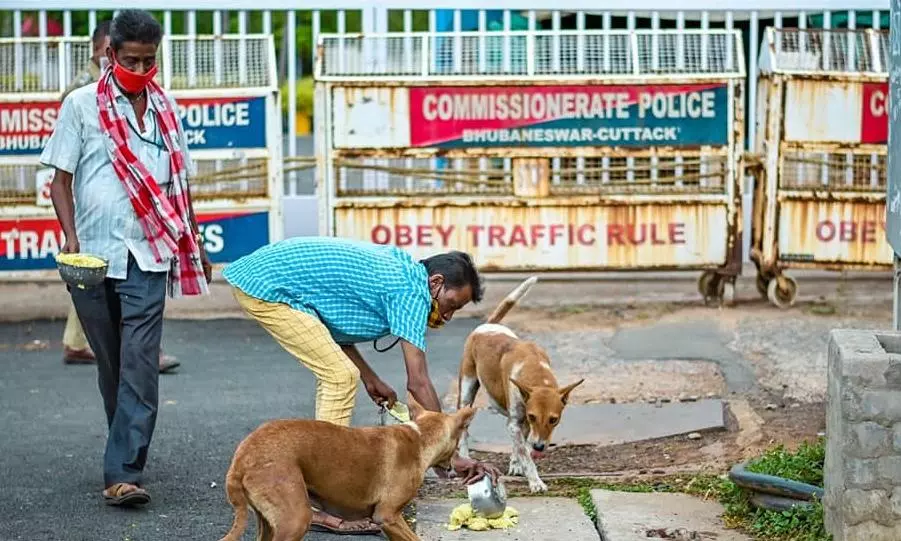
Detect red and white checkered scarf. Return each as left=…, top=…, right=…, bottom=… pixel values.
left=96, top=66, right=208, bottom=298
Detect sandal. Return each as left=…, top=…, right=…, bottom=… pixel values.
left=309, top=511, right=382, bottom=535
left=103, top=483, right=151, bottom=507
left=159, top=354, right=180, bottom=374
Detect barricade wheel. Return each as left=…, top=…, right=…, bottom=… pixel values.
left=698, top=270, right=724, bottom=306
left=755, top=274, right=770, bottom=298
left=723, top=279, right=736, bottom=306
left=767, top=275, right=798, bottom=309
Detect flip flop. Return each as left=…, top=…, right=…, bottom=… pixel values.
left=309, top=513, right=382, bottom=535
left=158, top=360, right=181, bottom=374
left=103, top=483, right=151, bottom=507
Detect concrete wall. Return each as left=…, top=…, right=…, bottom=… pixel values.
left=825, top=330, right=901, bottom=541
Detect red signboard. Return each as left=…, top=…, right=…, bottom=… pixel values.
left=407, top=83, right=729, bottom=148
left=861, top=82, right=888, bottom=144
left=0, top=101, right=60, bottom=155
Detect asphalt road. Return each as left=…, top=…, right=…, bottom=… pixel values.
left=0, top=317, right=481, bottom=541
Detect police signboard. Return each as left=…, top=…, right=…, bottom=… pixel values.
left=0, top=210, right=270, bottom=271
left=0, top=95, right=267, bottom=156
left=175, top=96, right=266, bottom=149
left=332, top=83, right=730, bottom=149
left=408, top=83, right=729, bottom=148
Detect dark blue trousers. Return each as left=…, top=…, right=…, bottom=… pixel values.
left=70, top=254, right=167, bottom=487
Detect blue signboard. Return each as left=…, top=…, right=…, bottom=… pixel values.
left=175, top=95, right=267, bottom=150
left=0, top=210, right=269, bottom=271
left=0, top=95, right=267, bottom=156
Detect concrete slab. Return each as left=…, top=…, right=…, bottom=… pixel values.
left=466, top=400, right=726, bottom=453
left=416, top=497, right=599, bottom=541
left=591, top=490, right=752, bottom=541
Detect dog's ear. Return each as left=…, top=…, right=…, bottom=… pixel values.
left=408, top=394, right=426, bottom=421
left=558, top=378, right=585, bottom=405
left=453, top=407, right=477, bottom=432
left=510, top=377, right=532, bottom=401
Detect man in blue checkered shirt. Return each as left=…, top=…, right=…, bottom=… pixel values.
left=223, top=236, right=500, bottom=534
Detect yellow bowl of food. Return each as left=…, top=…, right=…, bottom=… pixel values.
left=55, top=252, right=109, bottom=289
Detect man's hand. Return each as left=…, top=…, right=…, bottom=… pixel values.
left=363, top=375, right=397, bottom=409
left=452, top=455, right=503, bottom=486
left=61, top=236, right=80, bottom=254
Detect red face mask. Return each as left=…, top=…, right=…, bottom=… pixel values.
left=113, top=61, right=158, bottom=94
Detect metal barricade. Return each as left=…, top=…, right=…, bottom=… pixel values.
left=0, top=34, right=283, bottom=277
left=315, top=28, right=747, bottom=305
left=752, top=27, right=889, bottom=308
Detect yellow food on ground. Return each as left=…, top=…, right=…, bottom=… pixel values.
left=387, top=402, right=411, bottom=423
left=56, top=253, right=106, bottom=268
left=446, top=503, right=519, bottom=531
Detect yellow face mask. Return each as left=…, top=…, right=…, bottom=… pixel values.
left=428, top=286, right=447, bottom=329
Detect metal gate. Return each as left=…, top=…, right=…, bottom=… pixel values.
left=0, top=4, right=892, bottom=247
left=315, top=28, right=747, bottom=304
left=0, top=33, right=283, bottom=277
left=752, top=26, right=890, bottom=308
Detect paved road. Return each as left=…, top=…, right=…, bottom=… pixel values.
left=1, top=264, right=893, bottom=323
left=0, top=317, right=480, bottom=541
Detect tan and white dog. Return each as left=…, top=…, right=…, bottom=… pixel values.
left=456, top=276, right=584, bottom=492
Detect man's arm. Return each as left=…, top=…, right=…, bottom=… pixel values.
left=401, top=340, right=442, bottom=412
left=342, top=344, right=397, bottom=408
left=401, top=340, right=501, bottom=485
left=341, top=344, right=378, bottom=383
left=50, top=170, right=78, bottom=251
left=41, top=94, right=82, bottom=251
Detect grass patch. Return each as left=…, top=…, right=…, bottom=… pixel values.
left=745, top=439, right=825, bottom=487
left=720, top=437, right=830, bottom=541
left=494, top=438, right=829, bottom=540
left=576, top=488, right=597, bottom=524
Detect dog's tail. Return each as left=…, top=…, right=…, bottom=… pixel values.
left=485, top=276, right=539, bottom=324
left=218, top=470, right=250, bottom=541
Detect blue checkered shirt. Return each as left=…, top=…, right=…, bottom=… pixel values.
left=222, top=237, right=432, bottom=352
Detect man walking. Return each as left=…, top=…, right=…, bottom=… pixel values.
left=222, top=236, right=500, bottom=534
left=59, top=19, right=180, bottom=374
left=41, top=9, right=211, bottom=507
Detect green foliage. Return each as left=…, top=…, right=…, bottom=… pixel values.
left=717, top=437, right=831, bottom=541
left=541, top=438, right=830, bottom=541
left=576, top=488, right=597, bottom=524
left=279, top=76, right=315, bottom=117
left=745, top=439, right=826, bottom=488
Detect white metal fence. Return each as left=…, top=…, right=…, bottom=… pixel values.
left=317, top=29, right=745, bottom=79
left=0, top=34, right=277, bottom=93
left=0, top=4, right=892, bottom=198
left=764, top=26, right=889, bottom=73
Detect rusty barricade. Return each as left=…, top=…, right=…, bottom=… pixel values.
left=752, top=27, right=890, bottom=308
left=314, top=28, right=747, bottom=305
left=0, top=34, right=283, bottom=278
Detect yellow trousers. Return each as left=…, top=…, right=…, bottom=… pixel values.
left=232, top=287, right=360, bottom=426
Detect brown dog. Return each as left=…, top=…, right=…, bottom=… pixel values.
left=456, top=276, right=584, bottom=492
left=218, top=396, right=476, bottom=541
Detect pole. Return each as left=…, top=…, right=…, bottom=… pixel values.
left=895, top=254, right=901, bottom=331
